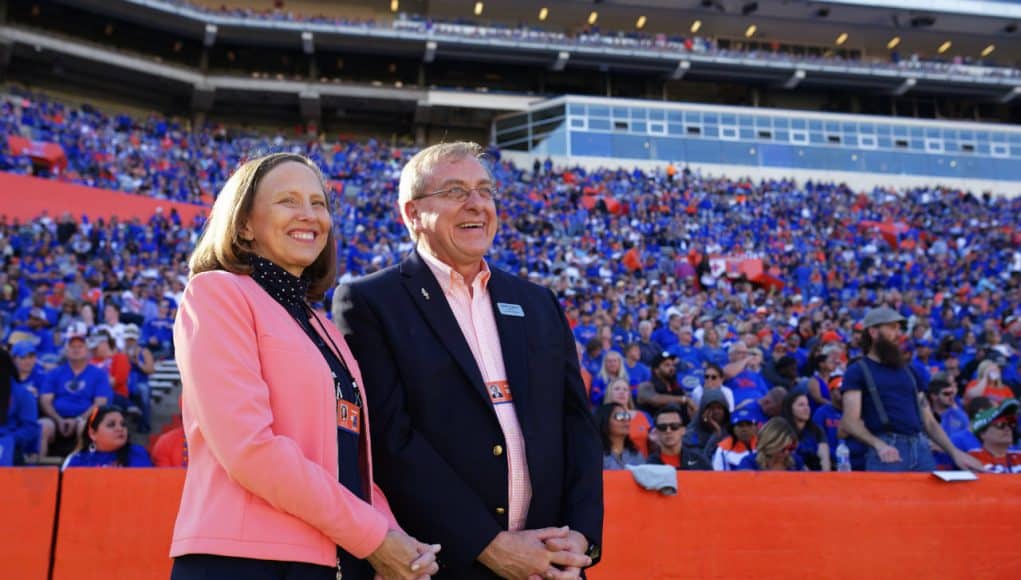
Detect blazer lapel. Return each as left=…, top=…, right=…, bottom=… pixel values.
left=487, top=270, right=530, bottom=429
left=400, top=251, right=489, bottom=404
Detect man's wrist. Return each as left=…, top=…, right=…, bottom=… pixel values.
left=477, top=531, right=509, bottom=572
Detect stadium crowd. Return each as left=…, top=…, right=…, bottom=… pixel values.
left=1, top=90, right=1019, bottom=473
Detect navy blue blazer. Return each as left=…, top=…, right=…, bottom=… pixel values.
left=333, top=250, right=603, bottom=579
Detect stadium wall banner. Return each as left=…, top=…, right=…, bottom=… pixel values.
left=6, top=136, right=67, bottom=171
left=707, top=255, right=784, bottom=290
left=0, top=172, right=208, bottom=224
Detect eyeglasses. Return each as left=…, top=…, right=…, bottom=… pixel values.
left=989, top=420, right=1016, bottom=431
left=656, top=422, right=683, bottom=432
left=414, top=184, right=497, bottom=203
left=704, top=374, right=721, bottom=380
left=940, top=390, right=956, bottom=398
left=612, top=412, right=632, bottom=422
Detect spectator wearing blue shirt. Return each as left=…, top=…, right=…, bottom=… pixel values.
left=910, top=339, right=937, bottom=386
left=665, top=326, right=701, bottom=371
left=613, top=313, right=640, bottom=350
left=927, top=372, right=969, bottom=439
left=580, top=337, right=606, bottom=379
left=141, top=297, right=175, bottom=357
left=698, top=327, right=728, bottom=369
left=9, top=340, right=46, bottom=398
left=840, top=307, right=983, bottom=473
left=942, top=397, right=995, bottom=466
left=61, top=405, right=152, bottom=469
left=13, top=288, right=59, bottom=327
left=10, top=340, right=49, bottom=457
left=652, top=314, right=682, bottom=351
left=572, top=310, right=598, bottom=346
left=736, top=386, right=788, bottom=426
left=784, top=331, right=809, bottom=374
left=622, top=343, right=651, bottom=388
left=1, top=347, right=40, bottom=465
left=38, top=322, right=113, bottom=456
left=723, top=343, right=769, bottom=408
left=802, top=351, right=836, bottom=416
left=10, top=306, right=58, bottom=357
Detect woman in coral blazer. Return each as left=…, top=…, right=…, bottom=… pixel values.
left=171, top=153, right=439, bottom=580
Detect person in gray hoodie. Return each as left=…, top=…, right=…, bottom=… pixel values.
left=680, top=389, right=731, bottom=470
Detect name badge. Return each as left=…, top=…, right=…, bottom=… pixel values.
left=497, top=302, right=524, bottom=317
left=486, top=380, right=514, bottom=405
left=337, top=399, right=361, bottom=435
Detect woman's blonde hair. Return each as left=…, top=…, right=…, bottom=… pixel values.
left=977, top=360, right=1000, bottom=382
left=598, top=350, right=629, bottom=384
left=188, top=152, right=337, bottom=300
left=755, top=417, right=798, bottom=470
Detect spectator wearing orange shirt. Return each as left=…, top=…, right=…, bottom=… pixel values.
left=152, top=424, right=188, bottom=467
left=965, top=361, right=1013, bottom=405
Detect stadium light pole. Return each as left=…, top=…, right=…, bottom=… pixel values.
left=892, top=77, right=916, bottom=96
left=783, top=69, right=805, bottom=89
left=552, top=51, right=570, bottom=71
left=203, top=24, right=217, bottom=47
left=999, top=86, right=1021, bottom=104
left=670, top=60, right=691, bottom=80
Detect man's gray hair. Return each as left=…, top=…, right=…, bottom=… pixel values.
left=397, top=141, right=489, bottom=242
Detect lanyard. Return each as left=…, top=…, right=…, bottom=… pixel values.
left=299, top=304, right=363, bottom=409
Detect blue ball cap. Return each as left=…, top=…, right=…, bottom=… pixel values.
left=731, top=407, right=756, bottom=425
left=10, top=340, right=37, bottom=358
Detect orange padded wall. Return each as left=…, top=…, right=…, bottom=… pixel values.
left=0, top=467, right=59, bottom=580
left=590, top=471, right=1021, bottom=579
left=52, top=468, right=185, bottom=580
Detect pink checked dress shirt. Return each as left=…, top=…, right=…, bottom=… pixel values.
left=421, top=251, right=533, bottom=531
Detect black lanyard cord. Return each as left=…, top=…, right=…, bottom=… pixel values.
left=299, top=302, right=363, bottom=408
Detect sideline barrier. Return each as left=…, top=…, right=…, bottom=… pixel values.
left=51, top=468, right=185, bottom=580
left=9, top=468, right=1021, bottom=579
left=590, top=471, right=1021, bottom=579
left=0, top=172, right=207, bottom=223
left=0, top=467, right=59, bottom=580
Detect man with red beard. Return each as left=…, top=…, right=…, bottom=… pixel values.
left=841, top=307, right=984, bottom=472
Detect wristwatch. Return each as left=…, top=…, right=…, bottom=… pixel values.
left=584, top=541, right=601, bottom=566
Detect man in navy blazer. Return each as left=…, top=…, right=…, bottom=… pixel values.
left=334, top=142, right=602, bottom=579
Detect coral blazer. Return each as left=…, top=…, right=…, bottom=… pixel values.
left=171, top=271, right=398, bottom=567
